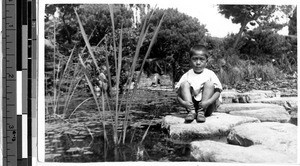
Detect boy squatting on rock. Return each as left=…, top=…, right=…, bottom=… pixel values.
left=175, top=45, right=222, bottom=123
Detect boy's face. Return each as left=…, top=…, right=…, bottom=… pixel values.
left=190, top=50, right=207, bottom=74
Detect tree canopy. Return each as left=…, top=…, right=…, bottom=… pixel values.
left=147, top=8, right=207, bottom=60
left=218, top=5, right=276, bottom=49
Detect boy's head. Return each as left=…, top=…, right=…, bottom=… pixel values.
left=189, top=45, right=208, bottom=74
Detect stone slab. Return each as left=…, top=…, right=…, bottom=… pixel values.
left=190, top=140, right=296, bottom=163
left=221, top=90, right=277, bottom=103
left=218, top=103, right=286, bottom=113
left=227, top=122, right=297, bottom=157
left=162, top=113, right=260, bottom=140
left=229, top=108, right=291, bottom=123
left=253, top=97, right=298, bottom=109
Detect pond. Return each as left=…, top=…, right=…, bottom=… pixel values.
left=45, top=122, right=228, bottom=162
left=45, top=89, right=203, bottom=162
left=45, top=88, right=297, bottom=162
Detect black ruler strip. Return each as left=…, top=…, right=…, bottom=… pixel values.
left=22, top=0, right=28, bottom=25
left=28, top=0, right=35, bottom=165
left=17, top=115, right=22, bottom=165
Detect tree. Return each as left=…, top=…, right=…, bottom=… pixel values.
left=142, top=8, right=207, bottom=82
left=288, top=7, right=297, bottom=35
left=45, top=4, right=134, bottom=48
left=45, top=4, right=80, bottom=44
left=78, top=4, right=134, bottom=46
left=218, top=5, right=276, bottom=49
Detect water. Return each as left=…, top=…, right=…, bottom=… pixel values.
left=45, top=89, right=297, bottom=162
left=45, top=124, right=201, bottom=162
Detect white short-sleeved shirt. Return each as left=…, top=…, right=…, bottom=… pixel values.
left=175, top=68, right=223, bottom=102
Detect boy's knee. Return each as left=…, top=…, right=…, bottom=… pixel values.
left=203, top=81, right=214, bottom=89
left=180, top=81, right=191, bottom=89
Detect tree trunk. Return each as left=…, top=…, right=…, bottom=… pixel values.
left=233, top=21, right=247, bottom=49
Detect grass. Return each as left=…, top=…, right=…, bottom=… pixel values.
left=217, top=54, right=283, bottom=86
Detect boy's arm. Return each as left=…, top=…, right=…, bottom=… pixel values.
left=177, top=93, right=194, bottom=110
left=177, top=95, right=186, bottom=106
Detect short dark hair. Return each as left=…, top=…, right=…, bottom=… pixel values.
left=189, top=44, right=208, bottom=58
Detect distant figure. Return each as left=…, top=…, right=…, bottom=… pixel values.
left=151, top=73, right=161, bottom=87
left=175, top=45, right=222, bottom=123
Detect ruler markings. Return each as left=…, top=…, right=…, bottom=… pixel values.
left=3, top=0, right=18, bottom=166
left=17, top=115, right=22, bottom=160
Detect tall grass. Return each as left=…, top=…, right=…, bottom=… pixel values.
left=46, top=18, right=84, bottom=119
left=74, top=5, right=165, bottom=146
left=218, top=54, right=283, bottom=86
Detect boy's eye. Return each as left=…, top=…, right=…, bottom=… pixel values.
left=192, top=57, right=206, bottom=61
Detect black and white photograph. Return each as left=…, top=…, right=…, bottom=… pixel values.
left=39, top=0, right=298, bottom=164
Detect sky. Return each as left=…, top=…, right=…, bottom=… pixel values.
left=152, top=1, right=293, bottom=37
left=39, top=0, right=295, bottom=38
left=152, top=2, right=241, bottom=38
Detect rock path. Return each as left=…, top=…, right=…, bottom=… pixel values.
left=162, top=90, right=298, bottom=163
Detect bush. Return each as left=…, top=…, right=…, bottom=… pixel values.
left=239, top=29, right=297, bottom=72
left=214, top=50, right=283, bottom=87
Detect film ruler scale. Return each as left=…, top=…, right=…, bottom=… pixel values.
left=2, top=0, right=36, bottom=166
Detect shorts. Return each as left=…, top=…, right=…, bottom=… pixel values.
left=192, top=97, right=220, bottom=117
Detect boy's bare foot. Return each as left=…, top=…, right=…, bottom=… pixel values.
left=185, top=111, right=196, bottom=123
left=196, top=109, right=206, bottom=123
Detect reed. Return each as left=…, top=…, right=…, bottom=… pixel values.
left=73, top=4, right=164, bottom=146
left=47, top=18, right=83, bottom=119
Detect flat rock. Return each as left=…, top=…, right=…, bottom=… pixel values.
left=253, top=97, right=298, bottom=109
left=229, top=108, right=290, bottom=123
left=221, top=90, right=277, bottom=103
left=190, top=140, right=296, bottom=163
left=227, top=122, right=297, bottom=157
left=218, top=103, right=285, bottom=113
left=162, top=113, right=260, bottom=140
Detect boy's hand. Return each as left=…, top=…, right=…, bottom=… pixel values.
left=182, top=101, right=194, bottom=110
left=199, top=100, right=211, bottom=109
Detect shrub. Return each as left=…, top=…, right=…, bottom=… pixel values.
left=215, top=51, right=283, bottom=87
left=239, top=29, right=297, bottom=72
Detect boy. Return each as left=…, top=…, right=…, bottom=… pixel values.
left=175, top=45, right=222, bottom=123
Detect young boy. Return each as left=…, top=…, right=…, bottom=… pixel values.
left=175, top=45, right=222, bottom=123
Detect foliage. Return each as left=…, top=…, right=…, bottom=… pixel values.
left=45, top=4, right=134, bottom=48
left=140, top=8, right=207, bottom=82
left=238, top=29, right=297, bottom=72
left=218, top=5, right=276, bottom=49
left=216, top=52, right=283, bottom=87
left=78, top=4, right=134, bottom=46
left=218, top=5, right=275, bottom=24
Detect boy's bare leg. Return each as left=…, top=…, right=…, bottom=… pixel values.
left=197, top=81, right=215, bottom=122
left=179, top=81, right=193, bottom=104
left=201, top=81, right=215, bottom=103
left=179, top=81, right=196, bottom=123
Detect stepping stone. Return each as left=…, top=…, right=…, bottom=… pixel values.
left=227, top=122, right=297, bottom=157
left=229, top=108, right=291, bottom=123
left=218, top=103, right=285, bottom=113
left=190, top=140, right=296, bottom=163
left=221, top=90, right=277, bottom=103
left=162, top=113, right=260, bottom=141
left=253, top=97, right=298, bottom=109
